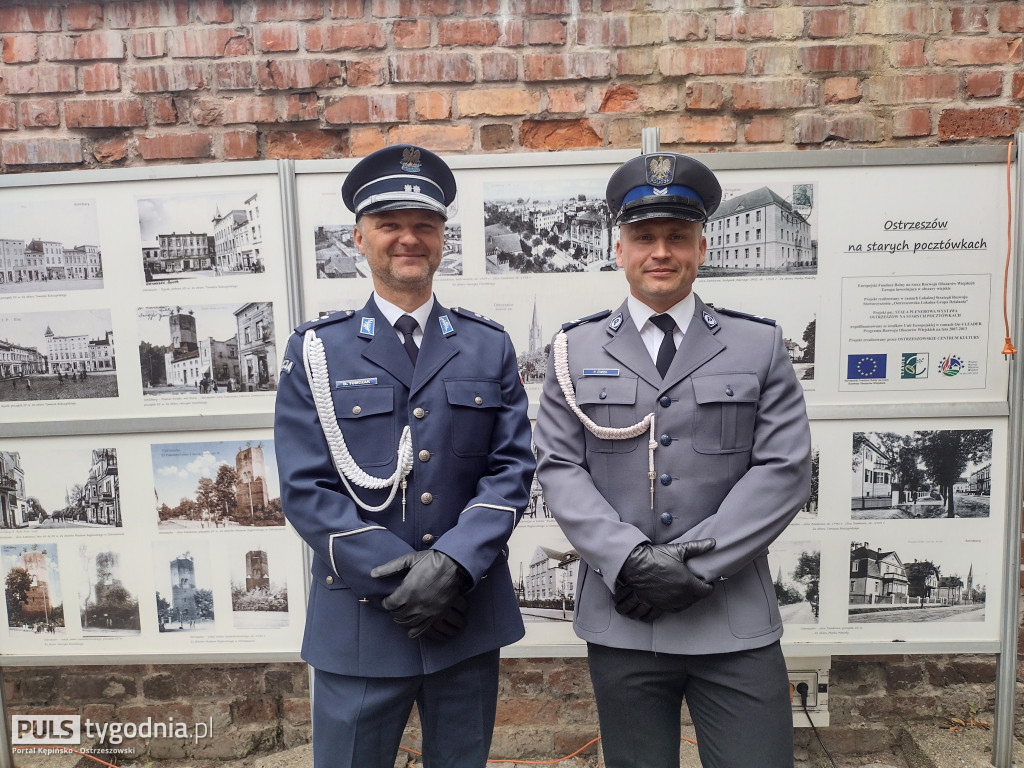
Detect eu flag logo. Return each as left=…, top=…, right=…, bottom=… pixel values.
left=847, top=354, right=887, bottom=379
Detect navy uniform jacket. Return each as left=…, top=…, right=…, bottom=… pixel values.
left=533, top=295, right=811, bottom=656
left=274, top=296, right=534, bottom=677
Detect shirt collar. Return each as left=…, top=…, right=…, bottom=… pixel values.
left=627, top=292, right=695, bottom=335
left=372, top=293, right=435, bottom=332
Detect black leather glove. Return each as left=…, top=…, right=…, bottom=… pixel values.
left=618, top=539, right=716, bottom=612
left=421, top=593, right=469, bottom=641
left=613, top=582, right=664, bottom=623
left=371, top=550, right=469, bottom=639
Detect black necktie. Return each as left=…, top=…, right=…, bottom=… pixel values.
left=650, top=314, right=677, bottom=378
left=395, top=314, right=419, bottom=364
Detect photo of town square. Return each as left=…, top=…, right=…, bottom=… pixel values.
left=0, top=309, right=117, bottom=402
left=77, top=543, right=141, bottom=635
left=848, top=539, right=985, bottom=623
left=0, top=198, right=103, bottom=294
left=851, top=429, right=992, bottom=520
left=138, top=302, right=277, bottom=394
left=230, top=542, right=290, bottom=629
left=314, top=222, right=462, bottom=279
left=3, top=542, right=65, bottom=635
left=152, top=542, right=215, bottom=633
left=152, top=439, right=283, bottom=530
left=483, top=177, right=615, bottom=274
left=138, top=190, right=266, bottom=283
left=0, top=445, right=119, bottom=530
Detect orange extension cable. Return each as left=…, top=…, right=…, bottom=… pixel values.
left=398, top=735, right=698, bottom=764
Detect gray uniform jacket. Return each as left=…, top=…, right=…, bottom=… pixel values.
left=533, top=294, right=811, bottom=655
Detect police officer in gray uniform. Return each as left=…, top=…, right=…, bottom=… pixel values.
left=533, top=152, right=811, bottom=768
left=274, top=145, right=535, bottom=768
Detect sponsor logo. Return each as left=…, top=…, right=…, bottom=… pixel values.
left=938, top=354, right=963, bottom=377
left=900, top=353, right=928, bottom=379
left=846, top=354, right=887, bottom=380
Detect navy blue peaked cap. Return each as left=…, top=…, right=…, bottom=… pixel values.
left=341, top=144, right=457, bottom=220
left=606, top=152, right=722, bottom=225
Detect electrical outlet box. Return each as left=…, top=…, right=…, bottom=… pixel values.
left=785, top=655, right=830, bottom=728
left=788, top=671, right=819, bottom=708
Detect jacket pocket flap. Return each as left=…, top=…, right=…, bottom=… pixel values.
left=692, top=373, right=759, bottom=404
left=444, top=378, right=501, bottom=408
left=576, top=375, right=637, bottom=406
left=331, top=385, right=394, bottom=419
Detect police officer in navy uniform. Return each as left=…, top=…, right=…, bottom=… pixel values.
left=274, top=145, right=535, bottom=768
left=533, top=153, right=811, bottom=768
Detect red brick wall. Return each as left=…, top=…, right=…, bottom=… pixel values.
left=0, top=0, right=1022, bottom=171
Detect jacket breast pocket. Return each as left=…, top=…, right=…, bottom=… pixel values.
left=577, top=375, right=640, bottom=454
left=445, top=378, right=500, bottom=457
left=331, top=385, right=395, bottom=467
left=691, top=372, right=759, bottom=454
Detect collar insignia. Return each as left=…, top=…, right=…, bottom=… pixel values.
left=439, top=315, right=455, bottom=335
left=702, top=311, right=718, bottom=329
left=609, top=313, right=623, bottom=331
left=359, top=317, right=375, bottom=336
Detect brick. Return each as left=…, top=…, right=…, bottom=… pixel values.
left=2, top=35, right=38, bottom=63
left=66, top=98, right=146, bottom=127
left=824, top=76, right=861, bottom=104
left=67, top=4, right=104, bottom=31
left=999, top=6, right=1024, bottom=33
left=371, top=0, right=458, bottom=15
left=523, top=0, right=571, bottom=11
left=394, top=20, right=430, bottom=48
left=750, top=46, right=793, bottom=75
left=744, top=115, right=784, bottom=143
left=93, top=136, right=130, bottom=163
left=1013, top=72, right=1024, bottom=100
left=793, top=114, right=828, bottom=144
left=152, top=96, right=178, bottom=124
left=670, top=115, right=737, bottom=144
left=440, top=20, right=523, bottom=46
left=866, top=74, right=959, bottom=104
left=257, top=25, right=299, bottom=53
left=348, top=127, right=387, bottom=155
left=389, top=123, right=473, bottom=150
left=330, top=0, right=366, bottom=18
left=3, top=65, right=77, bottom=94
left=966, top=71, right=1003, bottom=99
left=413, top=91, right=451, bottom=120
left=951, top=6, right=988, bottom=34
left=893, top=108, right=933, bottom=137
left=0, top=101, right=16, bottom=129
left=131, top=63, right=207, bottom=93
left=458, top=88, right=540, bottom=117
left=169, top=28, right=251, bottom=58
left=519, top=119, right=601, bottom=150
left=616, top=49, right=655, bottom=76
left=481, top=123, right=514, bottom=151
left=105, top=1, right=188, bottom=29
left=659, top=47, right=746, bottom=76
left=667, top=14, right=706, bottom=41
left=934, top=38, right=1023, bottom=66
left=324, top=94, right=409, bottom=124
left=306, top=23, right=386, bottom=51
left=19, top=99, right=59, bottom=127
left=137, top=132, right=213, bottom=160
left=347, top=60, right=387, bottom=86
left=547, top=88, right=585, bottom=113
left=192, top=98, right=224, bottom=125
left=854, top=6, right=942, bottom=35
left=285, top=92, right=319, bottom=121
left=257, top=59, right=343, bottom=89
left=716, top=10, right=785, bottom=40
left=253, top=0, right=324, bottom=22
left=267, top=129, right=345, bottom=159
left=598, top=83, right=680, bottom=113
left=462, top=0, right=501, bottom=12
left=222, top=96, right=279, bottom=124
left=524, top=53, right=612, bottom=81
left=829, top=114, right=883, bottom=142
left=0, top=7, right=61, bottom=33
left=41, top=31, right=125, bottom=61
left=224, top=129, right=258, bottom=160
left=2, top=138, right=83, bottom=166
left=578, top=16, right=664, bottom=47
left=808, top=9, right=849, bottom=38
left=131, top=31, right=166, bottom=58
left=893, top=40, right=926, bottom=68
left=481, top=52, right=518, bottom=81
left=196, top=0, right=233, bottom=23
left=528, top=19, right=566, bottom=46
left=733, top=79, right=820, bottom=110
left=798, top=44, right=884, bottom=72
left=938, top=107, right=1021, bottom=140
left=215, top=62, right=254, bottom=90
left=683, top=81, right=724, bottom=111
left=82, top=63, right=121, bottom=92
left=391, top=52, right=475, bottom=83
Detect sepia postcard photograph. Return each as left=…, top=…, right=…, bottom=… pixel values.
left=152, top=540, right=215, bottom=633
left=229, top=540, right=290, bottom=630
left=76, top=542, right=141, bottom=636
left=3, top=541, right=66, bottom=636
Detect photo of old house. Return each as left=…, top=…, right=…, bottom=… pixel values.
left=3, top=542, right=64, bottom=634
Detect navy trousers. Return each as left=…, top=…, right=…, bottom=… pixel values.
left=588, top=641, right=794, bottom=768
left=311, top=649, right=500, bottom=768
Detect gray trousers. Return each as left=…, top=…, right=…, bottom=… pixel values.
left=588, top=641, right=794, bottom=768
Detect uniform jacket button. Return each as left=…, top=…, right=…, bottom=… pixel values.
left=474, top=396, right=483, bottom=405
left=659, top=395, right=672, bottom=408
left=413, top=407, right=426, bottom=419
left=659, top=474, right=672, bottom=486
left=325, top=575, right=334, bottom=585
left=660, top=434, right=672, bottom=446
left=421, top=534, right=435, bottom=545
left=420, top=492, right=433, bottom=504
left=660, top=513, right=674, bottom=525
left=419, top=450, right=431, bottom=462
left=351, top=405, right=362, bottom=415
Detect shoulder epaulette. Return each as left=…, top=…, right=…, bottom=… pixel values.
left=294, top=309, right=355, bottom=334
left=561, top=309, right=612, bottom=332
left=715, top=307, right=776, bottom=326
left=451, top=306, right=504, bottom=331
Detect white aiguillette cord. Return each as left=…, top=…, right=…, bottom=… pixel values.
left=552, top=330, right=659, bottom=508
left=303, top=329, right=415, bottom=520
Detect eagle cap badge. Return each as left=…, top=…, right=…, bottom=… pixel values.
left=647, top=154, right=674, bottom=186
left=401, top=147, right=422, bottom=173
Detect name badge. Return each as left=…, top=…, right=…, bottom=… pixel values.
left=335, top=377, right=378, bottom=388
left=583, top=369, right=620, bottom=376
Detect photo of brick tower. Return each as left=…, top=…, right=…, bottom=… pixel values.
left=230, top=545, right=289, bottom=630
left=154, top=543, right=214, bottom=633
left=2, top=542, right=65, bottom=636
left=78, top=544, right=140, bottom=635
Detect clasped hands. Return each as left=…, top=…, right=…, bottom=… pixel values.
left=613, top=538, right=716, bottom=623
left=371, top=550, right=469, bottom=641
